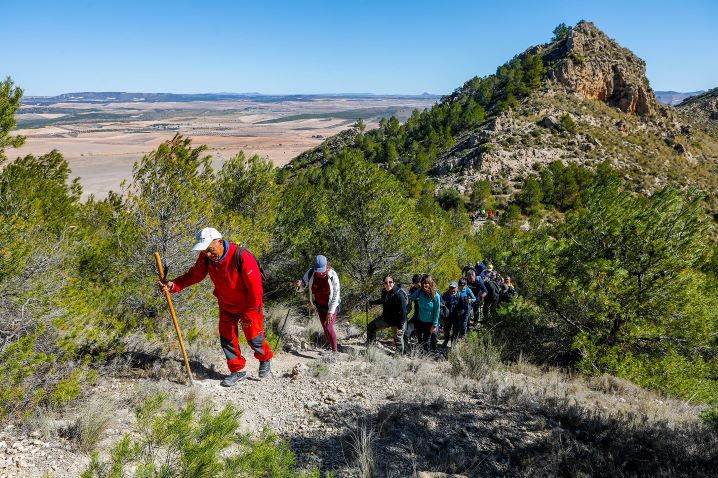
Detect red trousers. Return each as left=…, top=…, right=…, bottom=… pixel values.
left=218, top=309, right=273, bottom=372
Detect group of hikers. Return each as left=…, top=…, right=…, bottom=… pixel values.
left=469, top=209, right=499, bottom=224
left=365, top=262, right=517, bottom=355
left=158, top=227, right=517, bottom=387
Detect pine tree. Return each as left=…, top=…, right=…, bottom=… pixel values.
left=0, top=78, right=25, bottom=160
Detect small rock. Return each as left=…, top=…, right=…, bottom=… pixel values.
left=538, top=115, right=558, bottom=129
left=673, top=142, right=687, bottom=154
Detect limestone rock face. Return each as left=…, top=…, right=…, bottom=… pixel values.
left=541, top=21, right=659, bottom=116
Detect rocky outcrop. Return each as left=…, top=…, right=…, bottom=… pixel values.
left=539, top=21, right=659, bottom=116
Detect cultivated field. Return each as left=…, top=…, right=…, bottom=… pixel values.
left=12, top=94, right=437, bottom=199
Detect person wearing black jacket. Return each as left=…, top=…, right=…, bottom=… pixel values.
left=366, top=275, right=408, bottom=354
left=465, top=269, right=487, bottom=327
left=482, top=274, right=501, bottom=321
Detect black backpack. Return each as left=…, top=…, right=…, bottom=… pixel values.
left=396, top=286, right=410, bottom=307
left=234, top=246, right=267, bottom=285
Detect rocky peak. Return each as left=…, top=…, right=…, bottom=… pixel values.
left=539, top=21, right=659, bottom=116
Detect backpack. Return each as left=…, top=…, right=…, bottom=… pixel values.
left=440, top=301, right=450, bottom=319
left=487, top=280, right=501, bottom=301
left=397, top=286, right=410, bottom=307
left=234, top=246, right=267, bottom=285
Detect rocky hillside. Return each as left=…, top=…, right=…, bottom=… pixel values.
left=430, top=22, right=718, bottom=200
left=287, top=21, right=718, bottom=213
left=677, top=87, right=718, bottom=131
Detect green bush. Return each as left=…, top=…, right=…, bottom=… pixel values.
left=449, top=332, right=503, bottom=380
left=81, top=394, right=319, bottom=478
left=559, top=114, right=577, bottom=134
left=479, top=177, right=718, bottom=400
left=700, top=404, right=718, bottom=430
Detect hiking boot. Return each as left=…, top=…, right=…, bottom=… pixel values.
left=258, top=360, right=272, bottom=379
left=221, top=371, right=246, bottom=387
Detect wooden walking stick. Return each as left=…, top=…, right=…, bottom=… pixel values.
left=154, top=252, right=194, bottom=385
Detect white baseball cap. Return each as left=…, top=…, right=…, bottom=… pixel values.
left=192, top=227, right=222, bottom=251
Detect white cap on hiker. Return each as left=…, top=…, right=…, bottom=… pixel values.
left=192, top=227, right=222, bottom=251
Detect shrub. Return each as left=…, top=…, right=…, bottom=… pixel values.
left=81, top=393, right=319, bottom=478
left=448, top=332, right=503, bottom=380
left=65, top=398, right=114, bottom=454
left=559, top=114, right=577, bottom=134
left=552, top=23, right=571, bottom=42
left=701, top=404, right=718, bottom=430
left=349, top=418, right=377, bottom=478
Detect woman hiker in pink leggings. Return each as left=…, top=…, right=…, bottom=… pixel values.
left=295, top=255, right=341, bottom=356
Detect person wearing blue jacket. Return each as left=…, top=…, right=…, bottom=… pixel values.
left=410, top=274, right=441, bottom=351
left=456, top=278, right=476, bottom=339
left=466, top=269, right=487, bottom=328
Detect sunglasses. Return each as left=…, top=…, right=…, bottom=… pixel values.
left=383, top=280, right=394, bottom=285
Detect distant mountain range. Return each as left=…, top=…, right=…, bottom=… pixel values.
left=22, top=91, right=440, bottom=106
left=655, top=90, right=704, bottom=106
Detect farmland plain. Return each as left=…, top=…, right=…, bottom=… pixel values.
left=13, top=93, right=438, bottom=198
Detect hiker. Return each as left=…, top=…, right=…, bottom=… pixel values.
left=482, top=274, right=501, bottom=321
left=441, top=281, right=466, bottom=347
left=366, top=275, right=408, bottom=354
left=403, top=274, right=422, bottom=349
left=158, top=227, right=273, bottom=386
left=410, top=274, right=441, bottom=351
left=295, top=255, right=341, bottom=355
left=499, top=276, right=518, bottom=303
left=480, top=263, right=494, bottom=279
left=475, top=260, right=487, bottom=278
left=465, top=269, right=487, bottom=327
left=456, top=278, right=476, bottom=338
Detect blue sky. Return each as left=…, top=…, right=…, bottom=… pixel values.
left=2, top=0, right=717, bottom=96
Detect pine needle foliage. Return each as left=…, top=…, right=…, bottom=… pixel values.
left=81, top=393, right=320, bottom=478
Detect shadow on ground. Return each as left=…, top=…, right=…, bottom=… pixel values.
left=287, top=393, right=718, bottom=477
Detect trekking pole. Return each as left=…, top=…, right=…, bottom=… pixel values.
left=365, top=297, right=369, bottom=333
left=154, top=252, right=194, bottom=385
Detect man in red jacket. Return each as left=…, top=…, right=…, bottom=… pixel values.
left=159, top=227, right=273, bottom=386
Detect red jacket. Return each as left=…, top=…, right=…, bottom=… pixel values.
left=171, top=241, right=263, bottom=317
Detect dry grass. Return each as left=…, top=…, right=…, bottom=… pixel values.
left=64, top=398, right=114, bottom=454
left=348, top=417, right=377, bottom=478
